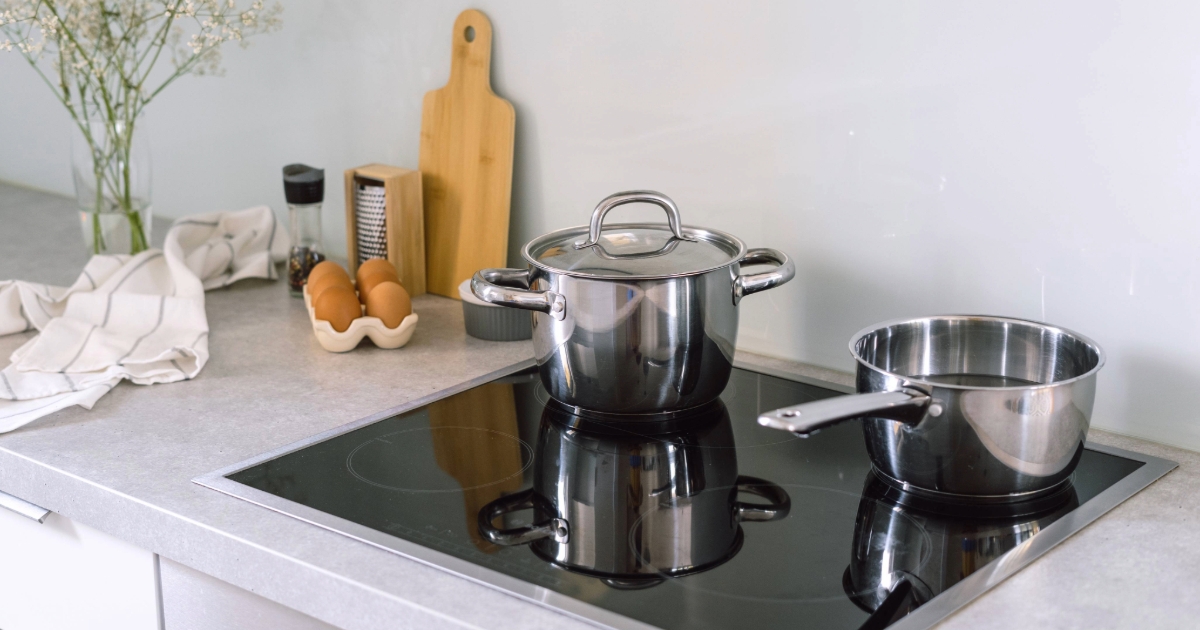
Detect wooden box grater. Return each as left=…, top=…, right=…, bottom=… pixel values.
left=343, top=164, right=426, bottom=296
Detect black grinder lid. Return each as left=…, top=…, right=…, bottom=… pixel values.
left=282, top=164, right=325, bottom=205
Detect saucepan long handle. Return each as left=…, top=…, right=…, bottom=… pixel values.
left=757, top=388, right=932, bottom=436
left=856, top=573, right=921, bottom=630
left=472, top=268, right=566, bottom=321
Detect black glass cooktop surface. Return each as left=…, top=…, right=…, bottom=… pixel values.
left=205, top=366, right=1173, bottom=630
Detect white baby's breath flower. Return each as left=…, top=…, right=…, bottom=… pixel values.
left=38, top=14, right=58, bottom=37
left=1, top=0, right=284, bottom=140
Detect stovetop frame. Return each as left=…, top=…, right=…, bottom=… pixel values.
left=193, top=358, right=1178, bottom=630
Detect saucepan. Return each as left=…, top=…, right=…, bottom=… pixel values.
left=758, top=315, right=1104, bottom=502
left=472, top=190, right=794, bottom=415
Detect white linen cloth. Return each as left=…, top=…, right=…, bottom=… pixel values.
left=0, top=206, right=288, bottom=432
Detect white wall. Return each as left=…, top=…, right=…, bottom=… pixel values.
left=4, top=1, right=1200, bottom=451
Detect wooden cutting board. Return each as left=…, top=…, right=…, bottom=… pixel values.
left=419, top=9, right=516, bottom=299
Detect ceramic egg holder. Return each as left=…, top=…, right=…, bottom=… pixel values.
left=303, top=282, right=418, bottom=353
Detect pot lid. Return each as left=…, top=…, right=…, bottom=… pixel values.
left=523, top=191, right=745, bottom=279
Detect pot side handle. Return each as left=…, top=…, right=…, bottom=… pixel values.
left=472, top=268, right=566, bottom=321
left=478, top=489, right=570, bottom=546
left=734, top=248, right=796, bottom=304
left=757, top=389, right=933, bottom=436
left=733, top=475, right=792, bottom=522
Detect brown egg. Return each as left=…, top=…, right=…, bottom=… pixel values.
left=307, top=260, right=349, bottom=290
left=357, top=267, right=401, bottom=304
left=356, top=258, right=398, bottom=288
left=307, top=262, right=351, bottom=301
left=366, top=281, right=412, bottom=329
left=307, top=272, right=353, bottom=306
left=313, top=284, right=361, bottom=332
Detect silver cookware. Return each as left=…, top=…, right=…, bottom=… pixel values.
left=758, top=316, right=1104, bottom=501
left=473, top=191, right=794, bottom=415
left=846, top=471, right=1079, bottom=627
left=478, top=402, right=790, bottom=588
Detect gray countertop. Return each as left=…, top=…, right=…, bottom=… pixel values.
left=1, top=182, right=1198, bottom=629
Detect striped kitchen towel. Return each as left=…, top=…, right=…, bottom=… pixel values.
left=0, top=205, right=288, bottom=432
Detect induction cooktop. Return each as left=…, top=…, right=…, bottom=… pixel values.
left=194, top=361, right=1176, bottom=629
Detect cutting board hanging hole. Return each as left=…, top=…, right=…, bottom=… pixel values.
left=464, top=26, right=475, bottom=42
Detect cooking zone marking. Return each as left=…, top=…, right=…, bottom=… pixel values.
left=346, top=426, right=533, bottom=492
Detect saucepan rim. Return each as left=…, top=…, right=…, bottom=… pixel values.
left=848, top=314, right=1107, bottom=392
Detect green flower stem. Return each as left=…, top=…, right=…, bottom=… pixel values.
left=118, top=118, right=147, bottom=254
left=127, top=208, right=148, bottom=253
left=92, top=207, right=105, bottom=255
left=92, top=157, right=105, bottom=254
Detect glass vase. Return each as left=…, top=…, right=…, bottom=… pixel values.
left=71, top=118, right=152, bottom=256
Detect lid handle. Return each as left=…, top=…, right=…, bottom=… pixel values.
left=574, top=191, right=697, bottom=249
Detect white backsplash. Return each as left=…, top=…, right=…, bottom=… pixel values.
left=2, top=1, right=1198, bottom=449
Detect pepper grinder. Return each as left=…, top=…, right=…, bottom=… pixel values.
left=283, top=164, right=326, bottom=297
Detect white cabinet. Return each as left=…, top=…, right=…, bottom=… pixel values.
left=160, top=558, right=338, bottom=630
left=0, top=493, right=160, bottom=630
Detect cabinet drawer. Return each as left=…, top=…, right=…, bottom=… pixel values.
left=0, top=496, right=160, bottom=630
left=161, top=558, right=338, bottom=630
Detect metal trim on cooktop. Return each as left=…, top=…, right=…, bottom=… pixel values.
left=193, top=360, right=1178, bottom=630
left=890, top=439, right=1176, bottom=630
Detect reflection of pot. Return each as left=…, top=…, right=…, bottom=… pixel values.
left=478, top=401, right=790, bottom=588
left=845, top=472, right=1079, bottom=626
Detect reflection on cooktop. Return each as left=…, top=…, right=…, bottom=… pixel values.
left=346, top=426, right=532, bottom=493
left=846, top=471, right=1080, bottom=627
left=479, top=400, right=793, bottom=591
left=226, top=367, right=1150, bottom=630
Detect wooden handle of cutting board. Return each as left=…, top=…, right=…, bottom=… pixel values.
left=450, top=9, right=493, bottom=87
left=420, top=9, right=516, bottom=299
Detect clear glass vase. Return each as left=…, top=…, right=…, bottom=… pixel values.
left=71, top=119, right=152, bottom=255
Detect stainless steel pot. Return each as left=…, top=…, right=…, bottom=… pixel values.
left=472, top=191, right=794, bottom=415
left=477, top=402, right=790, bottom=588
left=758, top=316, right=1105, bottom=501
left=846, top=471, right=1079, bottom=627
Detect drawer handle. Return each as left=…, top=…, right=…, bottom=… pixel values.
left=0, top=490, right=51, bottom=523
